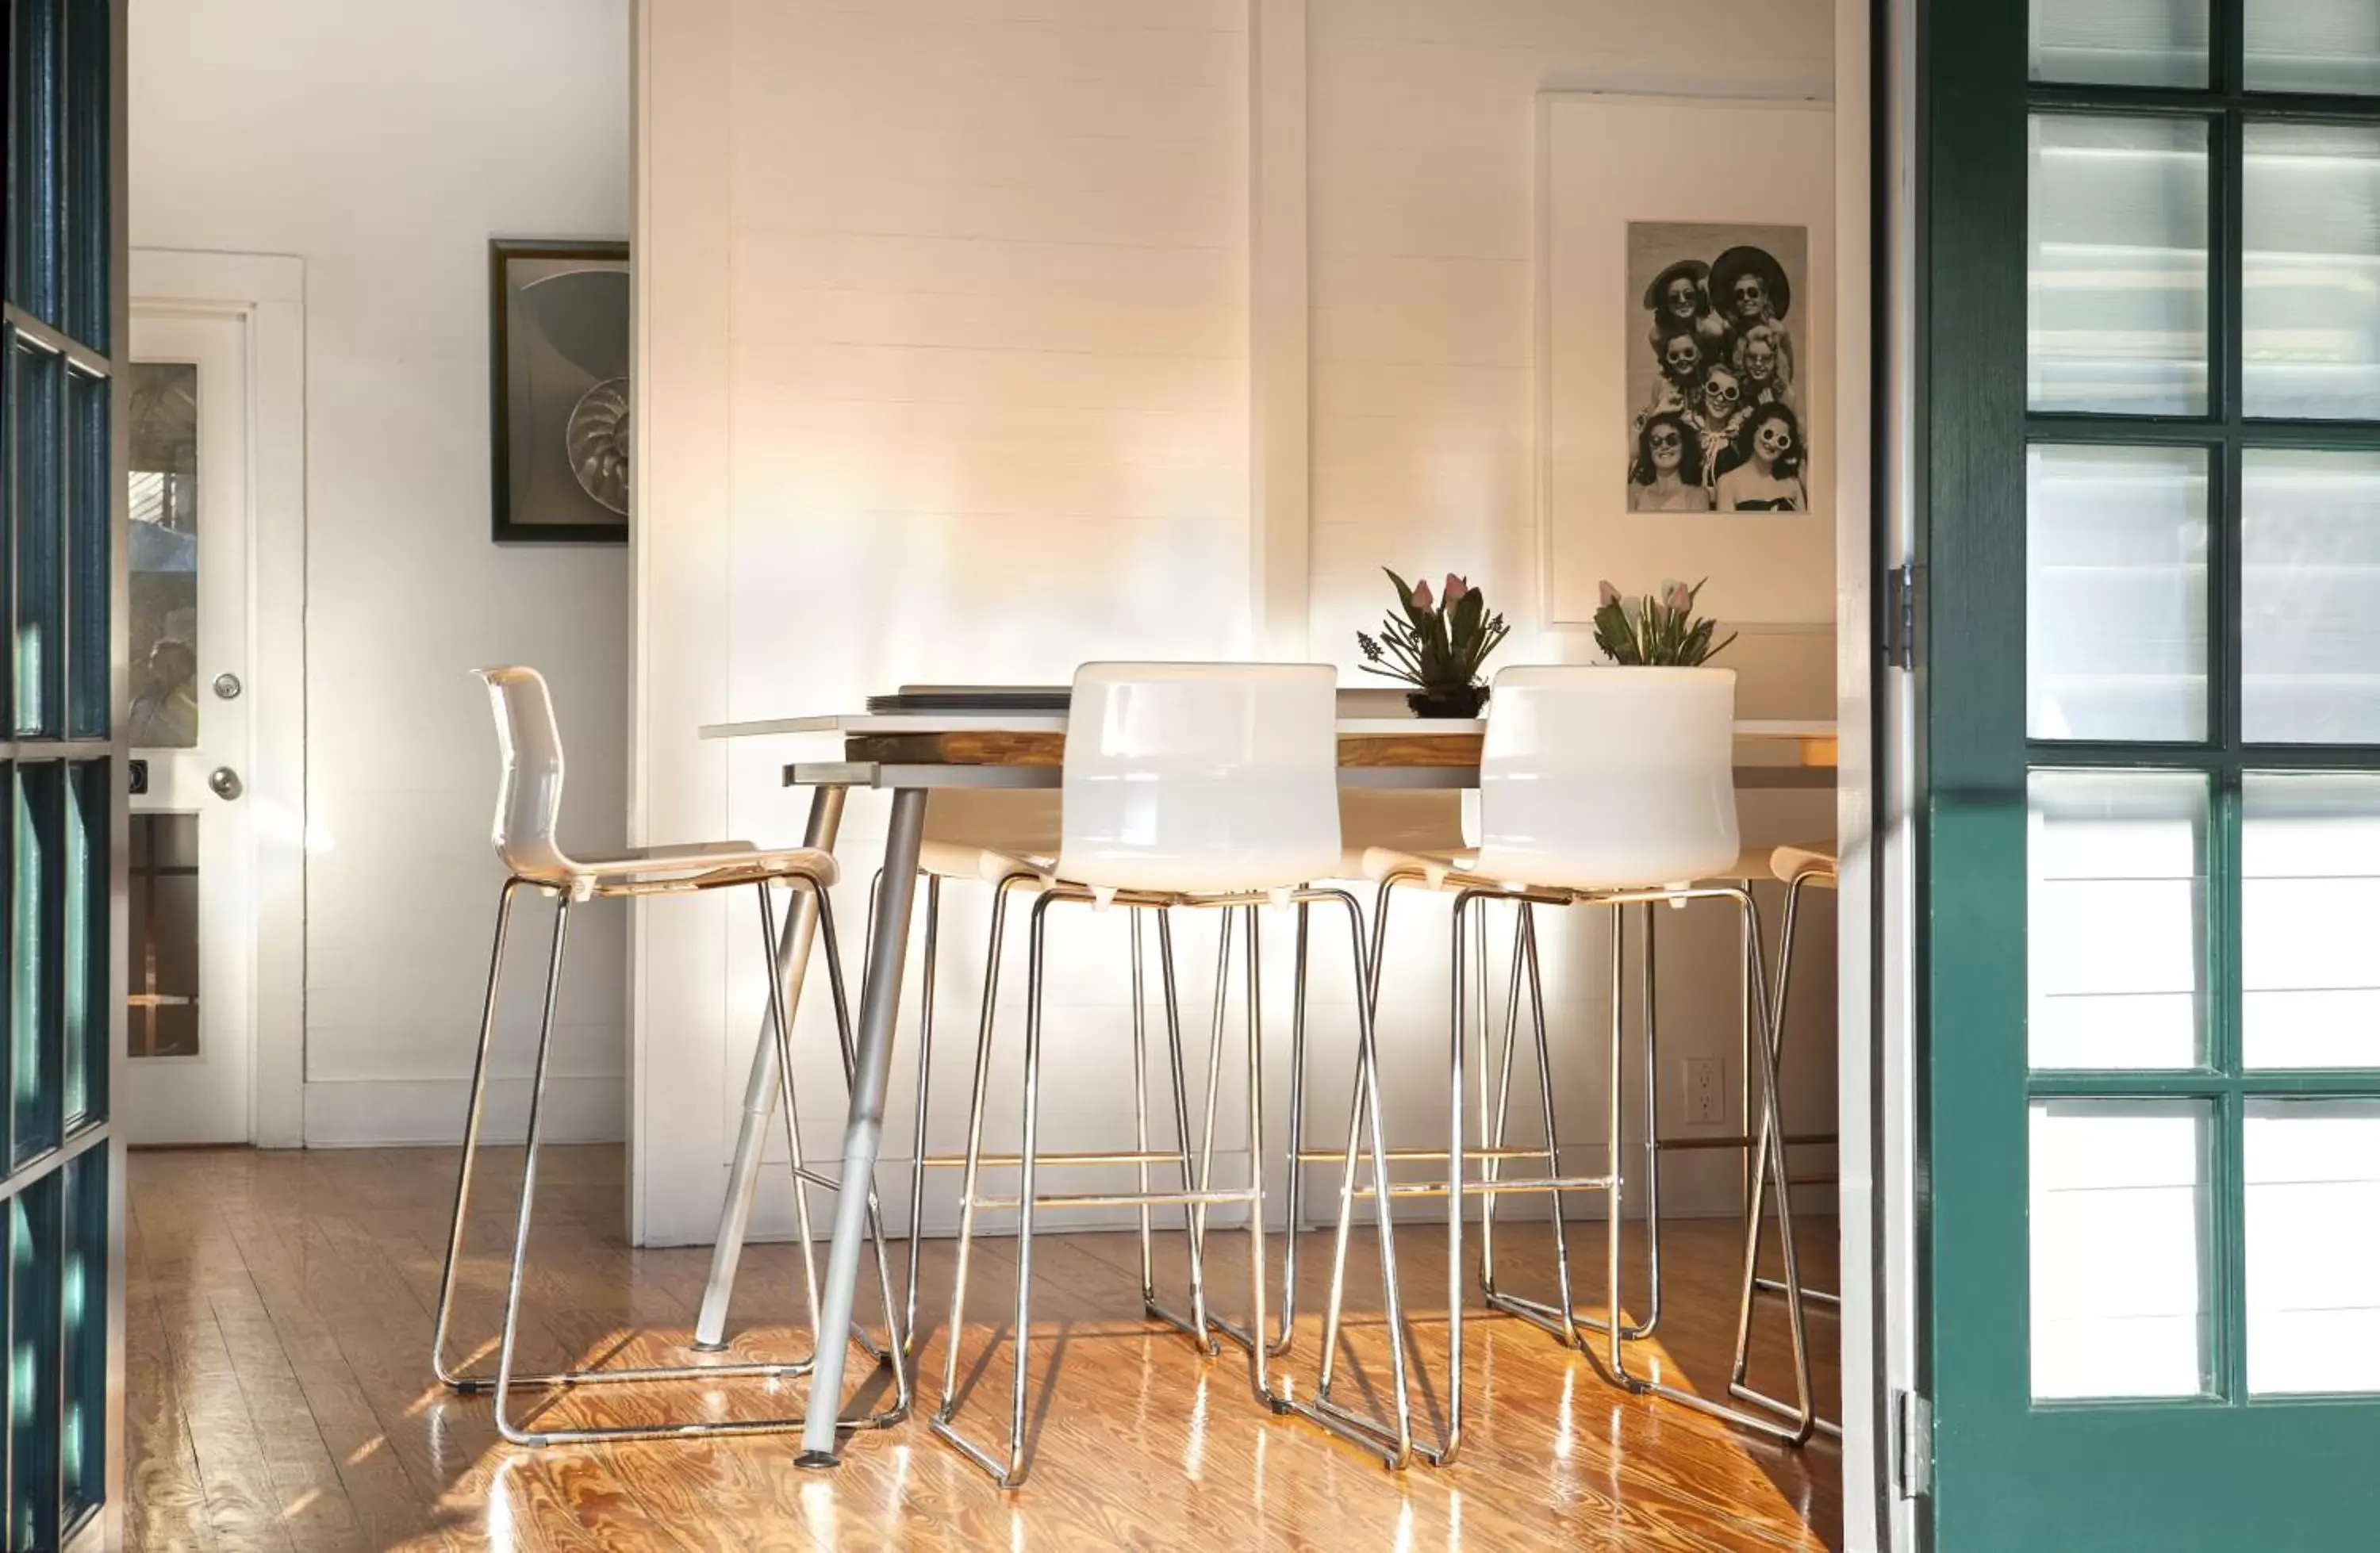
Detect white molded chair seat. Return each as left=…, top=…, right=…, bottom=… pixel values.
left=476, top=666, right=841, bottom=895
left=1054, top=661, right=1342, bottom=895
left=917, top=840, right=1054, bottom=884
left=1770, top=842, right=1837, bottom=886
left=1469, top=665, right=1741, bottom=891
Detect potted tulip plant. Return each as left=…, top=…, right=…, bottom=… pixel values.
left=1357, top=569, right=1511, bottom=718
left=1591, top=577, right=1736, bottom=665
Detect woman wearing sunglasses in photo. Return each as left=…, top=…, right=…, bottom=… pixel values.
left=1627, top=410, right=1713, bottom=512
left=1714, top=400, right=1809, bottom=512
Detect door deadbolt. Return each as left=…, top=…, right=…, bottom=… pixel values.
left=209, top=767, right=244, bottom=801
left=213, top=673, right=244, bottom=700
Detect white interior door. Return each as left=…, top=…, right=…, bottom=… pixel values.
left=124, top=309, right=254, bottom=1145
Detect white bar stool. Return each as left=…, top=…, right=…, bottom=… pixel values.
left=430, top=666, right=904, bottom=1445
left=1315, top=665, right=1817, bottom=1459
left=927, top=662, right=1416, bottom=1486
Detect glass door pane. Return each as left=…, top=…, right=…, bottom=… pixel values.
left=2029, top=114, right=2210, bottom=416
left=126, top=814, right=198, bottom=1060
left=2241, top=448, right=2380, bottom=742
left=2029, top=770, right=2210, bottom=1068
left=2243, top=773, right=2380, bottom=1068
left=2245, top=0, right=2380, bottom=95
left=2244, top=1099, right=2380, bottom=1395
left=128, top=361, right=199, bottom=749
left=2243, top=124, right=2380, bottom=420
left=2030, top=1099, right=2215, bottom=1399
left=2032, top=0, right=2210, bottom=87
left=2027, top=443, right=2209, bottom=740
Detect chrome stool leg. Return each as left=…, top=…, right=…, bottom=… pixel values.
left=1476, top=903, right=1587, bottom=1348
left=1598, top=884, right=1815, bottom=1447
left=933, top=888, right=1414, bottom=1485
left=901, top=876, right=942, bottom=1359
left=1271, top=902, right=1312, bottom=1357
left=1268, top=889, right=1419, bottom=1467
left=1139, top=907, right=1218, bottom=1350
left=431, top=877, right=524, bottom=1392
left=1729, top=863, right=1842, bottom=1437
left=482, top=880, right=870, bottom=1444
left=435, top=877, right=841, bottom=1436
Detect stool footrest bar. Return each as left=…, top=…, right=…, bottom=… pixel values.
left=966, top=1186, right=1257, bottom=1213
left=1341, top=1172, right=1614, bottom=1200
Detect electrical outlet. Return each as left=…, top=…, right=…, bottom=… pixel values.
left=1684, top=1059, right=1723, bottom=1124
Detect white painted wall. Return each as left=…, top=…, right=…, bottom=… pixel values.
left=635, top=0, right=1253, bottom=1244
left=634, top=0, right=1838, bottom=1245
left=130, top=0, right=634, bottom=1146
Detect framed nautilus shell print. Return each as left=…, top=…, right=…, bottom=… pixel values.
left=489, top=239, right=629, bottom=543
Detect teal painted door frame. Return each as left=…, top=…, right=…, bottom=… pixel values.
left=1918, top=2, right=2380, bottom=1548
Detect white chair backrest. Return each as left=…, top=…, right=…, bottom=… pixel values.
left=1473, top=665, right=1741, bottom=889
left=1058, top=662, right=1342, bottom=893
left=477, top=665, right=574, bottom=879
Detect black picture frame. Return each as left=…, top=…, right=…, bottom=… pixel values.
left=489, top=237, right=630, bottom=544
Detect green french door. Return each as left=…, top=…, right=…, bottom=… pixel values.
left=1922, top=2, right=2380, bottom=1547
left=2, top=0, right=123, bottom=1549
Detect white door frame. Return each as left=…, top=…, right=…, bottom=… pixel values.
left=128, top=248, right=306, bottom=1148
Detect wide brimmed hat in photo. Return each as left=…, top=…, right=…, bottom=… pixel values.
left=1710, top=246, right=1791, bottom=320
left=1642, top=259, right=1711, bottom=312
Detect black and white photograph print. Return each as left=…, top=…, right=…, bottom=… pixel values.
left=1625, top=221, right=1808, bottom=514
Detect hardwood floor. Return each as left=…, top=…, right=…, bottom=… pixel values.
left=126, top=1146, right=1840, bottom=1551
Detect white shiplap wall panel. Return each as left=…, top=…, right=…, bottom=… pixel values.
left=638, top=0, right=1252, bottom=1244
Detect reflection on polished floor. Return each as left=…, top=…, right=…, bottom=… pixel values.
left=126, top=1146, right=1839, bottom=1551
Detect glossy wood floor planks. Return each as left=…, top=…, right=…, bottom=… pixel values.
left=126, top=1147, right=1839, bottom=1551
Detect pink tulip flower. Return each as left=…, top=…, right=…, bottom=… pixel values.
left=1444, top=574, right=1468, bottom=604
left=1598, top=580, right=1621, bottom=608
left=1666, top=581, right=1695, bottom=612
left=1411, top=578, right=1434, bottom=611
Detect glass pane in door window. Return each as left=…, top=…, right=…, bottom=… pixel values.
left=60, top=1152, right=104, bottom=1525
left=128, top=362, right=199, bottom=749
left=2027, top=444, right=2208, bottom=741
left=63, top=761, right=106, bottom=1128
left=2029, top=114, right=2209, bottom=416
left=10, top=765, right=64, bottom=1166
left=128, top=815, right=200, bottom=1060
left=2243, top=774, right=2380, bottom=1068
left=2242, top=449, right=2380, bottom=743
left=2031, top=0, right=2209, bottom=87
left=2245, top=1100, right=2380, bottom=1395
left=2244, top=124, right=2380, bottom=420
left=8, top=0, right=63, bottom=325
left=67, top=367, right=109, bottom=740
left=2031, top=1099, right=2213, bottom=1400
left=9, top=334, right=63, bottom=738
left=2029, top=771, right=2209, bottom=1070
left=7, top=1177, right=62, bottom=1553
left=2245, top=0, right=2380, bottom=95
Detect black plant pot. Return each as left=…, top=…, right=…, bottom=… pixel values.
left=1407, top=684, right=1488, bottom=719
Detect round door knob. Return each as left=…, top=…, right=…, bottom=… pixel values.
left=213, top=673, right=244, bottom=700
left=209, top=767, right=244, bottom=801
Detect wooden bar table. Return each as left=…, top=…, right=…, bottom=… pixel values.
left=690, top=705, right=1837, bottom=1465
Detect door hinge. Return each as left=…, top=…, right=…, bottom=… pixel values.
left=1883, top=560, right=1921, bottom=670
left=1894, top=1389, right=1933, bottom=1500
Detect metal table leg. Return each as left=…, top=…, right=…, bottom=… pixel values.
left=695, top=784, right=848, bottom=1349
left=798, top=786, right=930, bottom=1466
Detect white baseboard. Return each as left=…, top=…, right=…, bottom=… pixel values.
left=301, top=1076, right=626, bottom=1148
